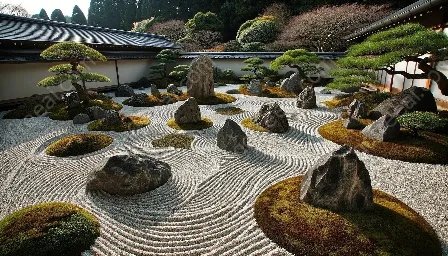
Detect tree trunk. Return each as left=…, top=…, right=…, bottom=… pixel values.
left=70, top=61, right=90, bottom=102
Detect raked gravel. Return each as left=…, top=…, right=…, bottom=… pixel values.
left=0, top=85, right=447, bottom=255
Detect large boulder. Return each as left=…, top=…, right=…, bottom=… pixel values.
left=247, top=79, right=262, bottom=95
left=174, top=97, right=201, bottom=124
left=127, top=93, right=148, bottom=107
left=187, top=55, right=214, bottom=99
left=253, top=102, right=289, bottom=133
left=86, top=106, right=107, bottom=120
left=370, top=87, right=437, bottom=119
left=347, top=99, right=367, bottom=118
left=73, top=113, right=91, bottom=124
left=217, top=119, right=248, bottom=153
left=296, top=86, right=317, bottom=109
left=63, top=91, right=81, bottom=109
left=361, top=114, right=400, bottom=142
left=280, top=73, right=304, bottom=94
left=115, top=85, right=135, bottom=97
left=300, top=145, right=374, bottom=212
left=151, top=84, right=160, bottom=97
left=129, top=77, right=151, bottom=89
left=86, top=154, right=171, bottom=196
left=167, top=84, right=183, bottom=96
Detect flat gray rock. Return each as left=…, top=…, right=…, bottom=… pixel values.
left=217, top=119, right=248, bottom=153
left=174, top=97, right=201, bottom=124
left=361, top=114, right=400, bottom=141
left=300, top=145, right=374, bottom=211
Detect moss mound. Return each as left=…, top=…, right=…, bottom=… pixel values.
left=122, top=93, right=188, bottom=107
left=254, top=176, right=442, bottom=256
left=191, top=93, right=236, bottom=105
left=88, top=116, right=150, bottom=132
left=46, top=133, right=113, bottom=157
left=319, top=120, right=448, bottom=164
left=0, top=202, right=100, bottom=256
left=241, top=117, right=269, bottom=132
left=49, top=98, right=122, bottom=120
left=322, top=92, right=391, bottom=113
left=167, top=118, right=213, bottom=130
left=215, top=107, right=245, bottom=115
left=152, top=134, right=195, bottom=149
left=238, top=85, right=296, bottom=98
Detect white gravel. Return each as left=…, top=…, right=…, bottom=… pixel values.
left=0, top=85, right=447, bottom=255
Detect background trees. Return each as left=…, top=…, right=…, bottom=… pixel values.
left=51, top=9, right=66, bottom=22
left=0, top=2, right=29, bottom=17
left=72, top=5, right=88, bottom=25
left=38, top=9, right=49, bottom=20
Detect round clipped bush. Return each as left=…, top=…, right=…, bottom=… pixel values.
left=398, top=111, right=447, bottom=135
left=237, top=16, right=278, bottom=44
left=88, top=116, right=150, bottom=132
left=152, top=134, right=195, bottom=149
left=46, top=133, right=113, bottom=157
left=254, top=176, right=442, bottom=256
left=215, top=107, right=245, bottom=115
left=0, top=202, right=100, bottom=256
left=167, top=118, right=213, bottom=130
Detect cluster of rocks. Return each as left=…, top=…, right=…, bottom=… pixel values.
left=73, top=106, right=121, bottom=126
left=281, top=73, right=304, bottom=95
left=253, top=102, right=289, bottom=133
left=187, top=55, right=215, bottom=99
left=167, top=84, right=183, bottom=96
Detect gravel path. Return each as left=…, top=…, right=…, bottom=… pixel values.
left=0, top=85, right=447, bottom=255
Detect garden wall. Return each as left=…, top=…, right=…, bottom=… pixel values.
left=0, top=52, right=342, bottom=106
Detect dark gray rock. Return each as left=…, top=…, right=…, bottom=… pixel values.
left=73, top=113, right=91, bottom=124
left=347, top=99, right=367, bottom=118
left=266, top=80, right=276, bottom=87
left=370, top=87, right=437, bottom=119
left=127, top=93, right=148, bottom=107
left=361, top=115, right=400, bottom=142
left=86, top=154, right=171, bottom=196
left=343, top=117, right=363, bottom=130
left=103, top=110, right=121, bottom=126
left=296, top=86, right=317, bottom=109
left=87, top=106, right=107, bottom=120
left=160, top=94, right=175, bottom=105
left=167, top=84, right=183, bottom=96
left=247, top=79, right=262, bottom=95
left=217, top=119, right=248, bottom=153
left=129, top=77, right=151, bottom=88
left=300, top=145, right=374, bottom=212
left=151, top=84, right=160, bottom=97
left=115, top=85, right=135, bottom=97
left=63, top=91, right=81, bottom=108
left=226, top=89, right=240, bottom=94
left=280, top=73, right=304, bottom=94
left=187, top=55, right=214, bottom=99
left=253, top=102, right=289, bottom=133
left=174, top=97, right=201, bottom=124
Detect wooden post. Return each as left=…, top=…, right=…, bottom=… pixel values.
left=115, top=59, right=120, bottom=86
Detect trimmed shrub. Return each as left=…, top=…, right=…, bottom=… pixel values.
left=185, top=12, right=223, bottom=34
left=131, top=17, right=156, bottom=33
left=237, top=16, right=278, bottom=44
left=46, top=133, right=113, bottom=157
left=241, top=42, right=266, bottom=52
left=0, top=202, right=100, bottom=256
left=398, top=111, right=447, bottom=135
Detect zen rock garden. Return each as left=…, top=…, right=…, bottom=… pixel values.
left=1, top=39, right=447, bottom=256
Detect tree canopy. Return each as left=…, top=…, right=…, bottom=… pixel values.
left=0, top=2, right=29, bottom=17
left=38, top=8, right=49, bottom=20
left=270, top=49, right=322, bottom=79
left=51, top=9, right=66, bottom=22
left=328, top=23, right=448, bottom=95
left=72, top=5, right=88, bottom=25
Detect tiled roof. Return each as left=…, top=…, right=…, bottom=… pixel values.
left=0, top=14, right=179, bottom=49
left=179, top=52, right=345, bottom=60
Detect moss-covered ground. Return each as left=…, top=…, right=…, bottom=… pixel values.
left=46, top=133, right=113, bottom=157
left=238, top=85, right=296, bottom=98
left=152, top=134, right=195, bottom=149
left=88, top=116, right=150, bottom=132
left=167, top=118, right=213, bottom=130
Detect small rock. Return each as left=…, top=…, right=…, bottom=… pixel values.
left=347, top=99, right=367, bottom=118
left=167, top=84, right=183, bottom=96
left=160, top=94, right=175, bottom=105
left=115, top=85, right=135, bottom=97
left=226, top=89, right=240, bottom=94
left=103, top=110, right=121, bottom=126
left=63, top=91, right=81, bottom=108
left=217, top=119, right=248, bottom=153
left=266, top=81, right=276, bottom=87
left=73, top=113, right=91, bottom=124
left=86, top=106, right=107, bottom=120
left=300, top=145, right=374, bottom=211
left=151, top=84, right=160, bottom=97
left=343, top=117, right=363, bottom=130
left=127, top=93, right=148, bottom=107
left=129, top=77, right=151, bottom=88
left=253, top=102, right=289, bottom=133
left=361, top=115, right=400, bottom=142
left=296, top=86, right=317, bottom=109
left=247, top=79, right=262, bottom=95
left=86, top=154, right=172, bottom=196
left=280, top=73, right=303, bottom=94
left=174, top=97, right=201, bottom=124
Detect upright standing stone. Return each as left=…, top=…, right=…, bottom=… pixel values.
left=361, top=114, right=400, bottom=142
left=300, top=145, right=374, bottom=211
left=253, top=102, right=289, bottom=133
left=151, top=84, right=160, bottom=97
left=174, top=97, right=201, bottom=124
left=187, top=55, right=214, bottom=99
left=347, top=99, right=367, bottom=118
left=217, top=119, right=248, bottom=153
left=280, top=73, right=304, bottom=94
left=247, top=79, right=262, bottom=95
left=296, top=86, right=317, bottom=109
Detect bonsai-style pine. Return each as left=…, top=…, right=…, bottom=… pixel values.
left=169, top=65, right=190, bottom=86
left=38, top=42, right=110, bottom=101
left=149, top=49, right=178, bottom=86
left=240, top=57, right=266, bottom=82
left=270, top=49, right=322, bottom=80
left=328, top=23, right=448, bottom=94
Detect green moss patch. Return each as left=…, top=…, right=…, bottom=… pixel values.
left=319, top=120, right=448, bottom=164
left=152, top=134, right=195, bottom=149
left=254, top=176, right=442, bottom=256
left=0, top=202, right=100, bottom=256
left=322, top=92, right=391, bottom=113
left=49, top=99, right=123, bottom=121
left=167, top=118, right=213, bottom=130
left=46, top=133, right=113, bottom=157
left=241, top=117, right=269, bottom=132
left=88, top=116, right=150, bottom=132
left=238, top=85, right=296, bottom=98
left=122, top=93, right=188, bottom=107
left=191, top=93, right=236, bottom=105
left=215, top=107, right=245, bottom=115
